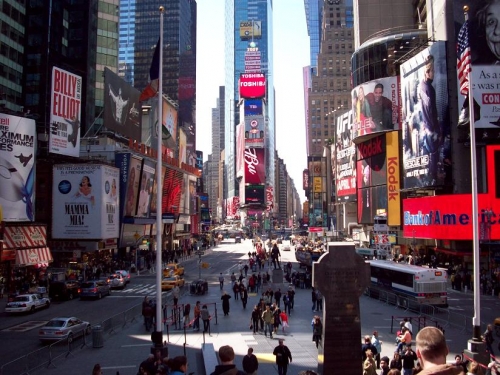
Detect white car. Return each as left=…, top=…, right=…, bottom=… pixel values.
left=5, top=294, right=51, bottom=314
left=115, top=270, right=131, bottom=284
left=39, top=317, right=91, bottom=343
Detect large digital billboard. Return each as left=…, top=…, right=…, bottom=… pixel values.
left=123, top=156, right=142, bottom=217
left=52, top=164, right=119, bottom=239
left=244, top=115, right=265, bottom=147
left=244, top=148, right=265, bottom=185
left=50, top=67, right=82, bottom=157
left=240, top=21, right=262, bottom=39
left=335, top=110, right=356, bottom=202
left=239, top=73, right=266, bottom=99
left=136, top=159, right=156, bottom=218
left=400, top=41, right=450, bottom=189
left=245, top=184, right=265, bottom=205
left=0, top=114, right=36, bottom=221
left=244, top=99, right=263, bottom=116
left=351, top=76, right=400, bottom=141
left=103, top=67, right=141, bottom=141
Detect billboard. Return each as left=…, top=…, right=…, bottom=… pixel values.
left=386, top=131, right=401, bottom=226
left=266, top=185, right=274, bottom=211
left=103, top=67, right=141, bottom=141
left=149, top=165, right=166, bottom=216
left=244, top=99, right=263, bottom=116
left=335, top=110, right=356, bottom=202
left=240, top=20, right=262, bottom=39
left=50, top=67, right=82, bottom=157
left=244, top=51, right=262, bottom=73
left=244, top=148, right=266, bottom=185
left=137, top=159, right=156, bottom=218
left=400, top=41, right=450, bottom=189
left=303, top=169, right=310, bottom=190
left=244, top=115, right=265, bottom=146
left=0, top=114, right=36, bottom=221
left=351, top=76, right=400, bottom=141
left=52, top=164, right=119, bottom=239
left=236, top=123, right=245, bottom=179
left=239, top=73, right=266, bottom=99
left=245, top=184, right=265, bottom=205
left=123, top=156, right=142, bottom=217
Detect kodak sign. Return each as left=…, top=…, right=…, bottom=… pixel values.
left=386, top=131, right=400, bottom=226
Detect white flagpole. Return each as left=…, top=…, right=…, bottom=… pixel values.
left=465, top=6, right=481, bottom=341
left=156, top=5, right=164, bottom=335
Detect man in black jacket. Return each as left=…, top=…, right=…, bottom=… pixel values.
left=273, top=339, right=292, bottom=375
left=210, top=345, right=245, bottom=375
left=401, top=344, right=417, bottom=375
left=242, top=347, right=259, bottom=375
left=361, top=335, right=378, bottom=362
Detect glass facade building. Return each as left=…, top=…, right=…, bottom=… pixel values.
left=119, top=0, right=136, bottom=86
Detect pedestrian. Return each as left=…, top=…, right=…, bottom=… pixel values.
left=251, top=305, right=260, bottom=334
left=221, top=291, right=231, bottom=316
left=380, top=356, right=391, bottom=375
left=210, top=345, right=245, bottom=375
left=390, top=351, right=403, bottom=371
left=273, top=307, right=281, bottom=334
left=312, top=316, right=322, bottom=348
left=280, top=309, right=289, bottom=333
left=404, top=318, right=413, bottom=336
left=397, top=327, right=412, bottom=354
left=274, top=288, right=282, bottom=308
left=193, top=301, right=201, bottom=331
left=241, top=285, right=248, bottom=309
left=401, top=345, right=417, bottom=375
left=311, top=287, right=317, bottom=311
left=233, top=281, right=240, bottom=301
left=364, top=350, right=377, bottom=375
left=172, top=285, right=180, bottom=306
left=166, top=355, right=188, bottom=375
left=273, top=339, right=293, bottom=375
left=242, top=347, right=259, bottom=375
left=219, top=272, right=224, bottom=290
left=372, top=330, right=383, bottom=368
left=362, top=335, right=379, bottom=362
left=201, top=304, right=211, bottom=333
left=415, top=327, right=463, bottom=375
left=244, top=263, right=249, bottom=277
left=183, top=303, right=191, bottom=327
left=231, top=272, right=236, bottom=286
left=315, top=289, right=323, bottom=311
left=262, top=304, right=274, bottom=338
left=483, top=324, right=495, bottom=358
left=283, top=292, right=291, bottom=315
left=92, top=363, right=102, bottom=375
left=142, top=298, right=154, bottom=332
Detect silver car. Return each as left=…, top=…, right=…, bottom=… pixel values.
left=115, top=270, right=131, bottom=284
left=39, top=317, right=91, bottom=343
left=107, top=273, right=126, bottom=289
left=79, top=280, right=110, bottom=299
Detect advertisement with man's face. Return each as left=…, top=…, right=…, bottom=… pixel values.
left=400, top=41, right=450, bottom=189
left=136, top=159, right=156, bottom=218
left=123, top=156, right=142, bottom=217
left=456, top=0, right=500, bottom=129
left=50, top=67, right=82, bottom=157
left=52, top=165, right=119, bottom=239
left=351, top=76, right=400, bottom=140
left=0, top=114, right=36, bottom=222
left=335, top=110, right=357, bottom=202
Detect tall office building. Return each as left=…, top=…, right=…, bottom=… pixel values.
left=304, top=0, right=323, bottom=75
left=224, top=0, right=275, bottom=207
left=133, top=0, right=197, bottom=163
left=118, top=0, right=136, bottom=85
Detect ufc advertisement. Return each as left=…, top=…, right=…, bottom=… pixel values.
left=245, top=184, right=265, bottom=205
left=245, top=115, right=264, bottom=147
left=244, top=148, right=266, bottom=185
left=239, top=73, right=266, bottom=99
left=50, top=66, right=82, bottom=157
left=0, top=114, right=36, bottom=221
left=351, top=76, right=400, bottom=141
left=103, top=67, right=141, bottom=141
left=356, top=134, right=388, bottom=224
left=335, top=110, right=356, bottom=202
left=403, top=195, right=500, bottom=241
left=400, top=41, right=450, bottom=189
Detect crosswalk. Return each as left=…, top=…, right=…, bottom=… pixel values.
left=109, top=284, right=171, bottom=297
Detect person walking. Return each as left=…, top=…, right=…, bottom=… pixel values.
left=172, top=285, right=180, bottom=306
left=483, top=324, right=495, bottom=358
left=201, top=304, right=211, bottom=333
left=273, top=339, right=292, bottom=375
left=193, top=301, right=201, bottom=331
left=242, top=347, right=259, bottom=375
left=221, top=291, right=231, bottom=316
left=274, top=288, right=282, bottom=309
left=251, top=305, right=260, bottom=334
left=241, top=285, right=248, bottom=309
left=233, top=281, right=240, bottom=301
left=312, top=316, right=322, bottom=348
left=372, top=330, right=383, bottom=369
left=219, top=273, right=224, bottom=291
left=280, top=310, right=289, bottom=333
left=183, top=303, right=191, bottom=327
left=311, top=287, right=317, bottom=312
left=262, top=305, right=274, bottom=338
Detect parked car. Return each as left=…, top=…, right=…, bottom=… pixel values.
left=79, top=280, right=110, bottom=300
left=165, top=263, right=185, bottom=276
left=107, top=273, right=126, bottom=289
left=49, top=281, right=80, bottom=301
left=161, top=276, right=185, bottom=291
left=39, top=317, right=91, bottom=343
left=5, top=294, right=51, bottom=314
left=115, top=270, right=131, bottom=284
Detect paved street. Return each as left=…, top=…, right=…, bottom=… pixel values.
left=17, top=238, right=493, bottom=375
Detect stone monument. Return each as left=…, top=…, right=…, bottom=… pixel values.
left=313, top=242, right=370, bottom=375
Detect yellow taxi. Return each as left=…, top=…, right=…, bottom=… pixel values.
left=161, top=275, right=185, bottom=291
left=166, top=263, right=185, bottom=276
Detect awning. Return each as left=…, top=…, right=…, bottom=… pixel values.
left=15, top=248, right=53, bottom=266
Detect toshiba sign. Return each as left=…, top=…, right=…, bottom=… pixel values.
left=239, top=73, right=266, bottom=99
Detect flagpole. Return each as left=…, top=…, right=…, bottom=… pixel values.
left=156, top=5, right=164, bottom=336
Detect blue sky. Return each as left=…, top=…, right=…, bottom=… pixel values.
left=195, top=0, right=310, bottom=202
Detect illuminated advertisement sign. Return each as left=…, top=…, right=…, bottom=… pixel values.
left=236, top=124, right=245, bottom=179
left=244, top=99, right=263, bottom=116
left=456, top=0, right=500, bottom=129
left=245, top=184, right=265, bottom=205
left=303, top=169, right=310, bottom=190
left=245, top=51, right=261, bottom=73
left=400, top=41, right=450, bottom=189
left=0, top=114, right=36, bottom=222
left=335, top=110, right=356, bottom=202
left=313, top=177, right=323, bottom=193
left=239, top=73, right=266, bottom=99
left=136, top=159, right=156, bottom=218
left=351, top=76, right=400, bottom=141
left=103, top=67, right=141, bottom=141
left=52, top=164, right=119, bottom=239
left=403, top=195, right=500, bottom=240
left=244, top=115, right=264, bottom=146
left=240, top=20, right=262, bottom=39
left=386, top=131, right=401, bottom=226
left=266, top=185, right=274, bottom=211
left=356, top=134, right=387, bottom=224
left=50, top=67, right=82, bottom=157
left=244, top=148, right=265, bottom=185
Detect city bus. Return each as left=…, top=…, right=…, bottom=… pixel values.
left=368, top=260, right=448, bottom=307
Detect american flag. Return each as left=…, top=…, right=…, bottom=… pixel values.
left=457, top=20, right=471, bottom=96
